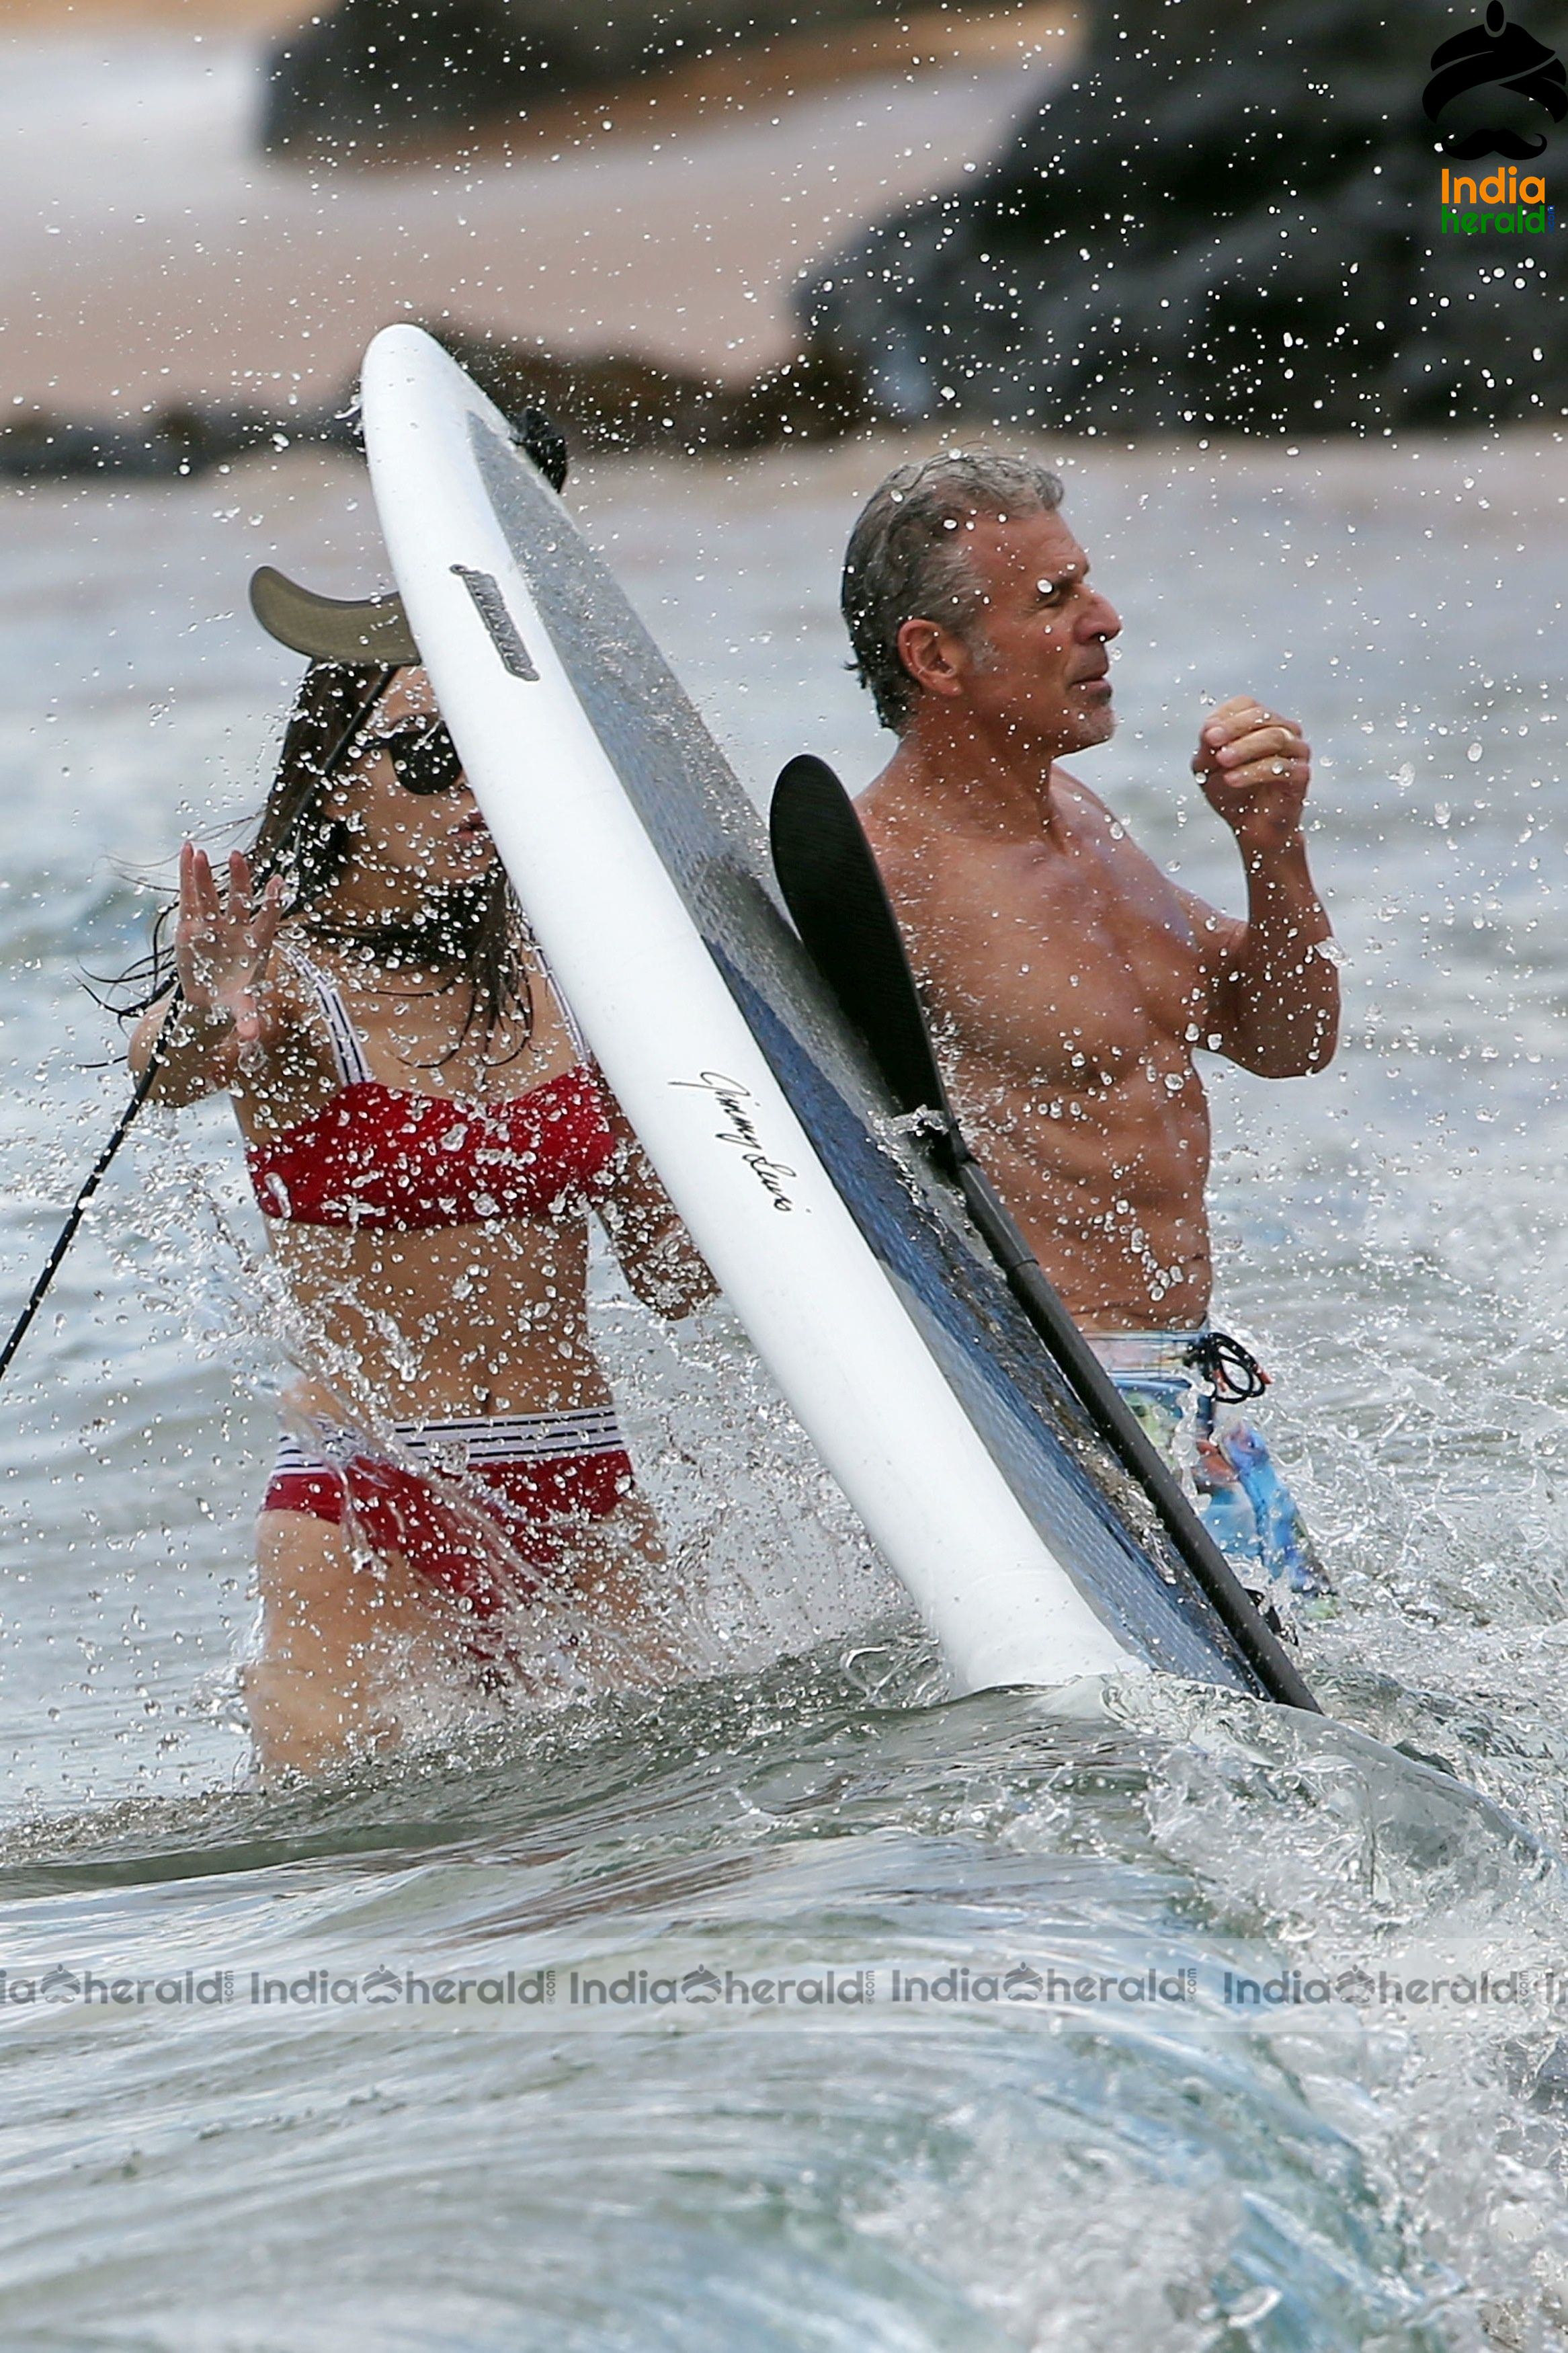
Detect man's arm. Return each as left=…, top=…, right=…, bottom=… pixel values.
left=1188, top=696, right=1339, bottom=1079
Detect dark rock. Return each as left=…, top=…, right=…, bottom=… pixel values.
left=799, top=0, right=1568, bottom=432
left=261, top=0, right=1001, bottom=158
left=431, top=325, right=880, bottom=452
left=0, top=329, right=878, bottom=482
left=0, top=403, right=327, bottom=481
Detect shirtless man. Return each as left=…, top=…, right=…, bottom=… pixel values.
left=841, top=450, right=1339, bottom=1604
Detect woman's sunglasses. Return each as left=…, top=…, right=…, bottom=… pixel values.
left=356, top=718, right=466, bottom=797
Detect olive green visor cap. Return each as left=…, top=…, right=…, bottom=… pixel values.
left=249, top=565, right=421, bottom=665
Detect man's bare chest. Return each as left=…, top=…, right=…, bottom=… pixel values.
left=912, top=847, right=1209, bottom=1091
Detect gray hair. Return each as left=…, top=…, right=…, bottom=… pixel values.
left=841, top=450, right=1065, bottom=732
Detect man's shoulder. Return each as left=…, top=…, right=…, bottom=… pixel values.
left=1050, top=772, right=1211, bottom=947
left=854, top=766, right=946, bottom=897
left=854, top=755, right=914, bottom=834
left=862, top=760, right=1118, bottom=902
left=1051, top=768, right=1167, bottom=877
left=1048, top=765, right=1120, bottom=833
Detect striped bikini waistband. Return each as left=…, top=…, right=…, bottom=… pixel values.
left=273, top=1403, right=628, bottom=1478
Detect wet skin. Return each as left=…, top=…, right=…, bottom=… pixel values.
left=856, top=508, right=1339, bottom=1334
left=132, top=668, right=712, bottom=1772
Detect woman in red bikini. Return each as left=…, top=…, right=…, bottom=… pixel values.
left=128, top=572, right=712, bottom=1775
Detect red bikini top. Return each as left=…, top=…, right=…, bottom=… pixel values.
left=246, top=953, right=618, bottom=1231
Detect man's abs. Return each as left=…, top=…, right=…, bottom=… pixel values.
left=954, top=1057, right=1214, bottom=1332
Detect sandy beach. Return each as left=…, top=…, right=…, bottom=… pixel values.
left=0, top=2, right=1074, bottom=413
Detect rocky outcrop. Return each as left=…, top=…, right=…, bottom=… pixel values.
left=0, top=402, right=302, bottom=481
left=0, top=329, right=876, bottom=481
left=799, top=0, right=1568, bottom=432
left=261, top=0, right=1005, bottom=157
left=429, top=326, right=879, bottom=453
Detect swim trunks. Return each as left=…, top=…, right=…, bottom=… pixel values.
left=1088, top=1328, right=1331, bottom=1609
left=261, top=1405, right=637, bottom=1636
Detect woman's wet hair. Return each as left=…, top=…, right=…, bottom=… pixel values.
left=841, top=450, right=1064, bottom=732
left=110, top=660, right=532, bottom=1056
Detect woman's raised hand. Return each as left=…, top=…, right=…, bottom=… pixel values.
left=175, top=846, right=286, bottom=1055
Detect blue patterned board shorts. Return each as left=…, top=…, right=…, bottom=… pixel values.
left=1089, top=1328, right=1332, bottom=1609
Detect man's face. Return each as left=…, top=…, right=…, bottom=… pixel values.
left=934, top=507, right=1121, bottom=757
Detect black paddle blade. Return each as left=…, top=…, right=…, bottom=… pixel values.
left=770, top=755, right=954, bottom=1156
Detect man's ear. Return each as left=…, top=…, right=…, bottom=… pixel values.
left=895, top=616, right=970, bottom=702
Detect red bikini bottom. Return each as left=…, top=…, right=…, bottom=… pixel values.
left=262, top=1440, right=636, bottom=1622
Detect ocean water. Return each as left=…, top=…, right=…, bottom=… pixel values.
left=2, top=418, right=1567, bottom=2350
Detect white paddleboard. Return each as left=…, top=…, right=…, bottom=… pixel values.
left=360, top=322, right=1272, bottom=1703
